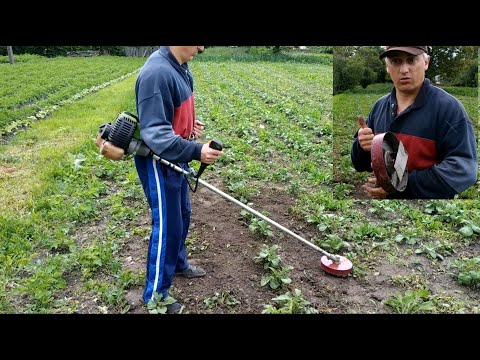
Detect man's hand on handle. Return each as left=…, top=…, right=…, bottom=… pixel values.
left=200, top=141, right=223, bottom=164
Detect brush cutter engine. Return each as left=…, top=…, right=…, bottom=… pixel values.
left=97, top=112, right=153, bottom=159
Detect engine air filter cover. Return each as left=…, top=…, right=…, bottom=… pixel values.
left=108, top=112, right=138, bottom=151
left=371, top=132, right=408, bottom=193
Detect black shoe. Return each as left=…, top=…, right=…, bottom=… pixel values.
left=175, top=265, right=206, bottom=278
left=166, top=302, right=184, bottom=314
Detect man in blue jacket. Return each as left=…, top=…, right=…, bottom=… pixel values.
left=135, top=46, right=223, bottom=313
left=351, top=46, right=477, bottom=199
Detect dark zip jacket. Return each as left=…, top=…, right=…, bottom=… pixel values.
left=351, top=79, right=477, bottom=199
left=135, top=46, right=202, bottom=163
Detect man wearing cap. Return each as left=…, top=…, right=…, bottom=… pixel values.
left=350, top=46, right=477, bottom=199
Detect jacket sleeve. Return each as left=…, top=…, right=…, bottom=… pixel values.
left=137, top=92, right=202, bottom=164
left=390, top=115, right=478, bottom=199
left=351, top=133, right=373, bottom=172
left=388, top=169, right=458, bottom=199
left=389, top=107, right=478, bottom=199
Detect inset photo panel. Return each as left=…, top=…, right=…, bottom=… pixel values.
left=332, top=46, right=479, bottom=200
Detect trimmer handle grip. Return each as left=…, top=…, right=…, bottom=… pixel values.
left=209, top=138, right=223, bottom=151
left=195, top=138, right=223, bottom=180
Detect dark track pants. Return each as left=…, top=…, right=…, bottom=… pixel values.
left=134, top=155, right=191, bottom=304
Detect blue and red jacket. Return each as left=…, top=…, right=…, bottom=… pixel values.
left=135, top=46, right=202, bottom=163
left=351, top=79, right=478, bottom=199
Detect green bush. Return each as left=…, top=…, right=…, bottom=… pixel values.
left=0, top=54, right=46, bottom=64
left=333, top=56, right=363, bottom=94
left=453, top=61, right=478, bottom=87
left=333, top=46, right=386, bottom=94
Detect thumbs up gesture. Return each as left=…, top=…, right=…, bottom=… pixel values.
left=357, top=116, right=374, bottom=152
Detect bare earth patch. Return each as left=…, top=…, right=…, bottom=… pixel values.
left=119, top=178, right=479, bottom=314
left=0, top=165, right=16, bottom=174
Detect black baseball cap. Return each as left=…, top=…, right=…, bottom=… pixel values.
left=379, top=46, right=428, bottom=59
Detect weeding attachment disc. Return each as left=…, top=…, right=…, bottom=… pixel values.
left=320, top=256, right=353, bottom=277
left=371, top=132, right=408, bottom=193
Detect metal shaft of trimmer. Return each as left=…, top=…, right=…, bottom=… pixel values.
left=153, top=155, right=341, bottom=263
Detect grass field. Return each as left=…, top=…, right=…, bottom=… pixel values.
left=0, top=54, right=145, bottom=135
left=1, top=48, right=479, bottom=314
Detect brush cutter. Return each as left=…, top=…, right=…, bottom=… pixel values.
left=96, top=112, right=353, bottom=277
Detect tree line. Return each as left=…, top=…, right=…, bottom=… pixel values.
left=0, top=46, right=126, bottom=58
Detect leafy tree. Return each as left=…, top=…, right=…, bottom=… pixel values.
left=333, top=46, right=385, bottom=93
left=265, top=46, right=329, bottom=54
left=333, top=52, right=363, bottom=94
left=271, top=46, right=281, bottom=54
left=310, top=46, right=333, bottom=54
left=426, top=46, right=478, bottom=86
left=357, top=46, right=386, bottom=84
